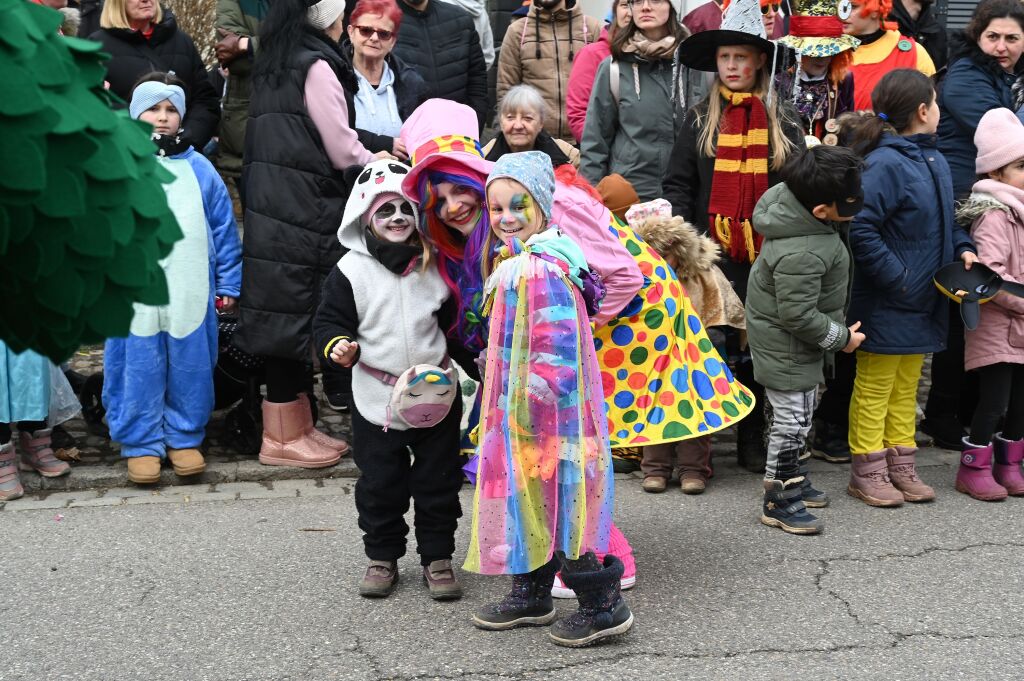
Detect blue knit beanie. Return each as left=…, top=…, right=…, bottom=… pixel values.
left=486, top=151, right=555, bottom=220
left=129, top=81, right=186, bottom=121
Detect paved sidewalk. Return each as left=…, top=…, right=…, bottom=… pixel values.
left=3, top=449, right=1021, bottom=680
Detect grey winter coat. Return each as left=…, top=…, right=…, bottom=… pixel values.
left=745, top=183, right=853, bottom=392
left=579, top=51, right=706, bottom=202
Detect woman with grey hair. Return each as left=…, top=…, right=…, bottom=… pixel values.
left=482, top=84, right=581, bottom=168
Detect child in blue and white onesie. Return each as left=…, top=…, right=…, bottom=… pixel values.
left=103, top=73, right=242, bottom=485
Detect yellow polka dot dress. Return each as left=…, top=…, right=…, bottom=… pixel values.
left=595, top=219, right=756, bottom=447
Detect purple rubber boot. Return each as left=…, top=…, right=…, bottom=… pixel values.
left=992, top=434, right=1024, bottom=496
left=956, top=440, right=1008, bottom=502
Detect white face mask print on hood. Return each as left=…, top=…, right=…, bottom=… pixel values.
left=338, top=160, right=420, bottom=254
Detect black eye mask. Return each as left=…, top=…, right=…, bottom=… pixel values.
left=836, top=190, right=864, bottom=218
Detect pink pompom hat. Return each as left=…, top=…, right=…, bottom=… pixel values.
left=400, top=99, right=495, bottom=202
left=975, top=108, right=1024, bottom=175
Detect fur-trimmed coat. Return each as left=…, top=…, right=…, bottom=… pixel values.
left=630, top=214, right=745, bottom=331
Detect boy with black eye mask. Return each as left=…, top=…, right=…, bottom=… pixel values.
left=744, top=145, right=866, bottom=535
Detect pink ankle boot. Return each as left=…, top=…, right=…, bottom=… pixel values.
left=18, top=428, right=71, bottom=477
left=886, top=446, right=935, bottom=502
left=847, top=450, right=904, bottom=507
left=0, top=442, right=24, bottom=501
left=992, top=434, right=1024, bottom=496
left=956, top=440, right=1008, bottom=501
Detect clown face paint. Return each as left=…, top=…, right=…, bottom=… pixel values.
left=434, top=181, right=483, bottom=236
left=370, top=198, right=417, bottom=243
left=487, top=178, right=545, bottom=243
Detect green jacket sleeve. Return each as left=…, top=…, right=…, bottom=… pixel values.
left=217, top=0, right=259, bottom=51
left=773, top=251, right=850, bottom=352
left=579, top=58, right=616, bottom=188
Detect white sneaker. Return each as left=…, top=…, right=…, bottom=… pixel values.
left=550, top=572, right=636, bottom=599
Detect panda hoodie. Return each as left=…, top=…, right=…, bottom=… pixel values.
left=313, top=160, right=468, bottom=429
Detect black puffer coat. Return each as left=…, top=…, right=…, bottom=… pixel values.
left=90, top=15, right=221, bottom=150
left=234, top=29, right=359, bottom=361
left=340, top=39, right=428, bottom=154
left=391, top=0, right=488, bottom=130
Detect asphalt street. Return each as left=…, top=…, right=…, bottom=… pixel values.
left=3, top=448, right=1023, bottom=681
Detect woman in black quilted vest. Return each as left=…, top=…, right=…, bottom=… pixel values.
left=235, top=0, right=393, bottom=468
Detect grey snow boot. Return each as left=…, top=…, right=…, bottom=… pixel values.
left=549, top=555, right=634, bottom=647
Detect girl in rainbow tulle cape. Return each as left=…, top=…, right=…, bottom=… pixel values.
left=465, top=152, right=634, bottom=648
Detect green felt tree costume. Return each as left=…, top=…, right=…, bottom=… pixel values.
left=0, top=0, right=182, bottom=363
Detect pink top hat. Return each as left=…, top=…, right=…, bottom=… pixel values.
left=400, top=99, right=495, bottom=202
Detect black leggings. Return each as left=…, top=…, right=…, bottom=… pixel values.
left=969, top=363, right=1024, bottom=445
left=264, top=357, right=311, bottom=403
left=0, top=421, right=48, bottom=445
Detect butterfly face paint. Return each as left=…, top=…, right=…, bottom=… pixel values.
left=487, top=178, right=545, bottom=243
left=370, top=198, right=417, bottom=243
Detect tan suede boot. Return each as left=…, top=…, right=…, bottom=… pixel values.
left=259, top=399, right=341, bottom=468
left=167, top=448, right=206, bottom=476
left=126, top=456, right=161, bottom=484
left=886, top=446, right=935, bottom=502
left=847, top=450, right=904, bottom=507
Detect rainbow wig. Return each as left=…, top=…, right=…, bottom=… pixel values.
left=417, top=169, right=494, bottom=352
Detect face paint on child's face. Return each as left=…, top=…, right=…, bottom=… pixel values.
left=487, top=178, right=545, bottom=242
left=370, top=198, right=417, bottom=243
left=433, top=181, right=483, bottom=236
left=138, top=99, right=181, bottom=136
left=716, top=45, right=766, bottom=92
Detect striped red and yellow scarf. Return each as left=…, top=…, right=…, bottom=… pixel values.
left=707, top=87, right=769, bottom=264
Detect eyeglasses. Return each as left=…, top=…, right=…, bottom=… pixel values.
left=353, top=25, right=394, bottom=41
left=761, top=2, right=780, bottom=15
left=626, top=0, right=668, bottom=8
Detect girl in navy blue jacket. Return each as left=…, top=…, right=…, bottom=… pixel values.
left=841, top=69, right=977, bottom=509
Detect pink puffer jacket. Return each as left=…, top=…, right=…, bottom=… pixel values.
left=962, top=179, right=1024, bottom=371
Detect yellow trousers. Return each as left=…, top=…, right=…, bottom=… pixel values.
left=848, top=351, right=925, bottom=455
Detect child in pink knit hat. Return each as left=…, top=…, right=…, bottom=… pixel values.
left=955, top=108, right=1024, bottom=501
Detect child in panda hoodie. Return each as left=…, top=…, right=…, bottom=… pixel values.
left=314, top=160, right=475, bottom=602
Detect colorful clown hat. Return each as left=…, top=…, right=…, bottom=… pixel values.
left=678, top=0, right=782, bottom=72
left=400, top=99, right=494, bottom=202
left=778, top=0, right=861, bottom=58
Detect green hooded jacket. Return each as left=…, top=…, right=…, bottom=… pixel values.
left=745, top=183, right=854, bottom=392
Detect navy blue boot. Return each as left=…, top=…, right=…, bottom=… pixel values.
left=549, top=555, right=634, bottom=647
left=761, top=478, right=824, bottom=535
left=798, top=451, right=829, bottom=508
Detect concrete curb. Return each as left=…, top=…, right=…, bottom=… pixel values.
left=20, top=457, right=361, bottom=493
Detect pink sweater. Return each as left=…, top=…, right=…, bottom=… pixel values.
left=304, top=60, right=374, bottom=170
left=565, top=28, right=610, bottom=144
left=964, top=179, right=1024, bottom=371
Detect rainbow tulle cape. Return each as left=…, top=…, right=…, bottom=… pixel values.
left=464, top=236, right=613, bottom=575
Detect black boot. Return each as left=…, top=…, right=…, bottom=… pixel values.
left=798, top=450, right=829, bottom=508
left=735, top=364, right=767, bottom=474
left=810, top=419, right=852, bottom=463
left=472, top=558, right=558, bottom=630
left=549, top=555, right=634, bottom=647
